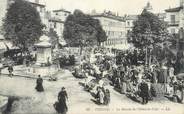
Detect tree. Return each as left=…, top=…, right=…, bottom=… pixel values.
left=63, top=10, right=107, bottom=53
left=2, top=0, right=44, bottom=53
left=129, top=9, right=174, bottom=64
left=130, top=9, right=170, bottom=48
left=46, top=28, right=59, bottom=49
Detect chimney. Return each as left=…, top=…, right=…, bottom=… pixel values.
left=35, top=0, right=39, bottom=4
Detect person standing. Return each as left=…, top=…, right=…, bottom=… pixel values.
left=0, top=62, right=3, bottom=75
left=8, top=65, right=13, bottom=77
left=35, top=75, right=44, bottom=92
left=139, top=79, right=149, bottom=104
left=160, top=63, right=169, bottom=93
left=55, top=87, right=68, bottom=114
left=99, top=88, right=105, bottom=105
left=168, top=66, right=175, bottom=81
left=104, top=89, right=110, bottom=105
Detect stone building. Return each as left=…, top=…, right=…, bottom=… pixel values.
left=91, top=11, right=127, bottom=48
left=165, top=0, right=184, bottom=34
left=124, top=15, right=138, bottom=34
left=0, top=0, right=14, bottom=30
left=124, top=2, right=166, bottom=36
left=48, top=9, right=71, bottom=42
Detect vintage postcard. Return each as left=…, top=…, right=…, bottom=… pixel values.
left=0, top=0, right=184, bottom=114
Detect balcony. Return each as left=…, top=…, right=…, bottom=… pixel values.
left=167, top=21, right=179, bottom=26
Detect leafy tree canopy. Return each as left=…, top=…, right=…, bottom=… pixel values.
left=2, top=0, right=44, bottom=51
left=63, top=9, right=107, bottom=47
left=46, top=28, right=59, bottom=48
left=130, top=9, right=170, bottom=48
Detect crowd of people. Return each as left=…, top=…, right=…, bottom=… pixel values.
left=73, top=47, right=184, bottom=105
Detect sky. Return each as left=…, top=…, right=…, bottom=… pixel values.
left=30, top=0, right=178, bottom=15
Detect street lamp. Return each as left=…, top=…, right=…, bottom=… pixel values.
left=145, top=28, right=152, bottom=66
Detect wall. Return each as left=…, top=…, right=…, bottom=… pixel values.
left=0, top=0, right=8, bottom=30
left=125, top=19, right=135, bottom=34
left=94, top=16, right=126, bottom=47
left=36, top=47, right=52, bottom=64
left=165, top=11, right=180, bottom=34
left=49, top=20, right=64, bottom=38
left=53, top=10, right=70, bottom=22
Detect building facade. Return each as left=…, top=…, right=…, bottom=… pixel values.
left=48, top=9, right=71, bottom=40
left=52, top=9, right=71, bottom=22
left=124, top=2, right=166, bottom=35
left=0, top=0, right=49, bottom=31
left=165, top=0, right=184, bottom=34
left=0, top=0, right=14, bottom=31
left=28, top=0, right=51, bottom=31
left=91, top=11, right=127, bottom=48
left=124, top=15, right=138, bottom=35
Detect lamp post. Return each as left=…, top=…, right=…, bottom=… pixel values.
left=145, top=28, right=152, bottom=67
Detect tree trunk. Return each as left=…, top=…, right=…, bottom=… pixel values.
left=145, top=46, right=148, bottom=66
left=80, top=45, right=83, bottom=55
left=98, top=42, right=101, bottom=47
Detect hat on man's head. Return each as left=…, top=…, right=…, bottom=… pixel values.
left=62, top=87, right=65, bottom=90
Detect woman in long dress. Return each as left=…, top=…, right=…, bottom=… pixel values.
left=35, top=75, right=44, bottom=92
left=104, top=89, right=110, bottom=105
left=99, top=89, right=105, bottom=105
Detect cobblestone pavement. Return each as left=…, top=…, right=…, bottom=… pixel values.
left=0, top=70, right=183, bottom=114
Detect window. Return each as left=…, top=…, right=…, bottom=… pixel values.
left=112, top=31, right=114, bottom=36
left=54, top=22, right=57, bottom=28
left=108, top=31, right=110, bottom=35
left=171, top=15, right=176, bottom=24
left=127, top=21, right=130, bottom=26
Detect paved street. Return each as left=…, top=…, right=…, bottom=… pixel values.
left=0, top=69, right=183, bottom=114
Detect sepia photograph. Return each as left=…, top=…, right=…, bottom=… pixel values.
left=0, top=0, right=184, bottom=114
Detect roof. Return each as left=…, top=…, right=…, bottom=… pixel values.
left=29, top=2, right=45, bottom=8
left=49, top=18, right=64, bottom=23
left=125, top=15, right=138, bottom=20
left=91, top=13, right=125, bottom=22
left=53, top=9, right=71, bottom=13
left=165, top=6, right=183, bottom=12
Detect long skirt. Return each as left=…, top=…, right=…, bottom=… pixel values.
left=99, top=92, right=104, bottom=104
left=120, top=82, right=127, bottom=94
left=54, top=101, right=68, bottom=114
left=126, top=81, right=132, bottom=92
left=35, top=84, right=44, bottom=92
